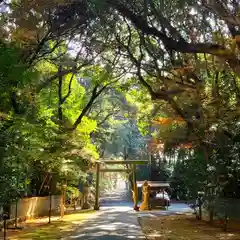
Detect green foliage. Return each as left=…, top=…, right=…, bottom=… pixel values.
left=0, top=42, right=100, bottom=204
left=2, top=0, right=240, bottom=207
left=0, top=42, right=37, bottom=113
left=102, top=119, right=147, bottom=160
left=171, top=151, right=208, bottom=200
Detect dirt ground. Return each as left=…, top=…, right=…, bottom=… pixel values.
left=2, top=210, right=99, bottom=240
left=139, top=214, right=240, bottom=240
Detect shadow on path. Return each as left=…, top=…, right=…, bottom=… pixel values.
left=68, top=206, right=145, bottom=240
left=137, top=203, right=193, bottom=218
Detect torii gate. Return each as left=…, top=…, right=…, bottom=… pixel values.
left=94, top=159, right=148, bottom=210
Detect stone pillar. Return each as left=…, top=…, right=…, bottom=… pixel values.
left=82, top=184, right=92, bottom=209
left=140, top=180, right=150, bottom=211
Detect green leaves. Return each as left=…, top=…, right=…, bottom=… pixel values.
left=171, top=151, right=208, bottom=200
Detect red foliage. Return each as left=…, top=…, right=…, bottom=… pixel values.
left=148, top=139, right=164, bottom=153
left=179, top=143, right=192, bottom=149
left=152, top=117, right=185, bottom=125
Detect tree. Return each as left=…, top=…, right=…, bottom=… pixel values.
left=171, top=151, right=208, bottom=200
left=1, top=0, right=240, bottom=208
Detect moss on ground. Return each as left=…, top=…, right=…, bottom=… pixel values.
left=8, top=210, right=97, bottom=240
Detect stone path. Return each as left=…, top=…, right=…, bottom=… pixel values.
left=99, top=189, right=133, bottom=206
left=137, top=202, right=193, bottom=218
left=66, top=189, right=145, bottom=239
left=67, top=206, right=145, bottom=239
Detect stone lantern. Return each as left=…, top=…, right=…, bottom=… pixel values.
left=82, top=183, right=92, bottom=209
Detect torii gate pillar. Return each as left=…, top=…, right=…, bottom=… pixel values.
left=94, top=162, right=100, bottom=210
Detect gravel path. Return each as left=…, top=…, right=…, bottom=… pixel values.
left=66, top=189, right=145, bottom=239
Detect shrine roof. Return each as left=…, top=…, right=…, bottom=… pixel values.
left=137, top=181, right=170, bottom=188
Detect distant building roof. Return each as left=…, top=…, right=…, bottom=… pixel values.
left=137, top=181, right=170, bottom=188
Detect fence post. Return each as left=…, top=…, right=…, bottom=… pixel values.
left=3, top=212, right=9, bottom=240
left=223, top=212, right=229, bottom=231
left=209, top=198, right=214, bottom=223
left=199, top=202, right=202, bottom=220
left=48, top=193, right=52, bottom=223
left=223, top=202, right=229, bottom=232
left=60, top=184, right=67, bottom=218
left=197, top=193, right=203, bottom=220
left=3, top=218, right=7, bottom=240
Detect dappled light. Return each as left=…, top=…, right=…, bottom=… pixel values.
left=140, top=215, right=240, bottom=240
left=69, top=207, right=145, bottom=240
left=1, top=0, right=240, bottom=239
left=8, top=210, right=98, bottom=239
left=26, top=197, right=38, bottom=219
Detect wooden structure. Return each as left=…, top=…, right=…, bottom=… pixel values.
left=137, top=181, right=170, bottom=209
left=94, top=159, right=148, bottom=210
left=137, top=181, right=170, bottom=189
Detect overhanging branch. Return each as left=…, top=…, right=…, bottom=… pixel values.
left=36, top=61, right=90, bottom=92
left=71, top=79, right=119, bottom=130
left=111, top=0, right=239, bottom=70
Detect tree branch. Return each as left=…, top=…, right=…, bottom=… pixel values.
left=36, top=61, right=90, bottom=92
left=111, top=0, right=239, bottom=68
left=72, top=85, right=99, bottom=130
left=71, top=80, right=118, bottom=130
left=98, top=112, right=116, bottom=126
left=116, top=34, right=184, bottom=100
left=57, top=66, right=63, bottom=121
left=149, top=1, right=185, bottom=42
left=61, top=73, right=75, bottom=104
